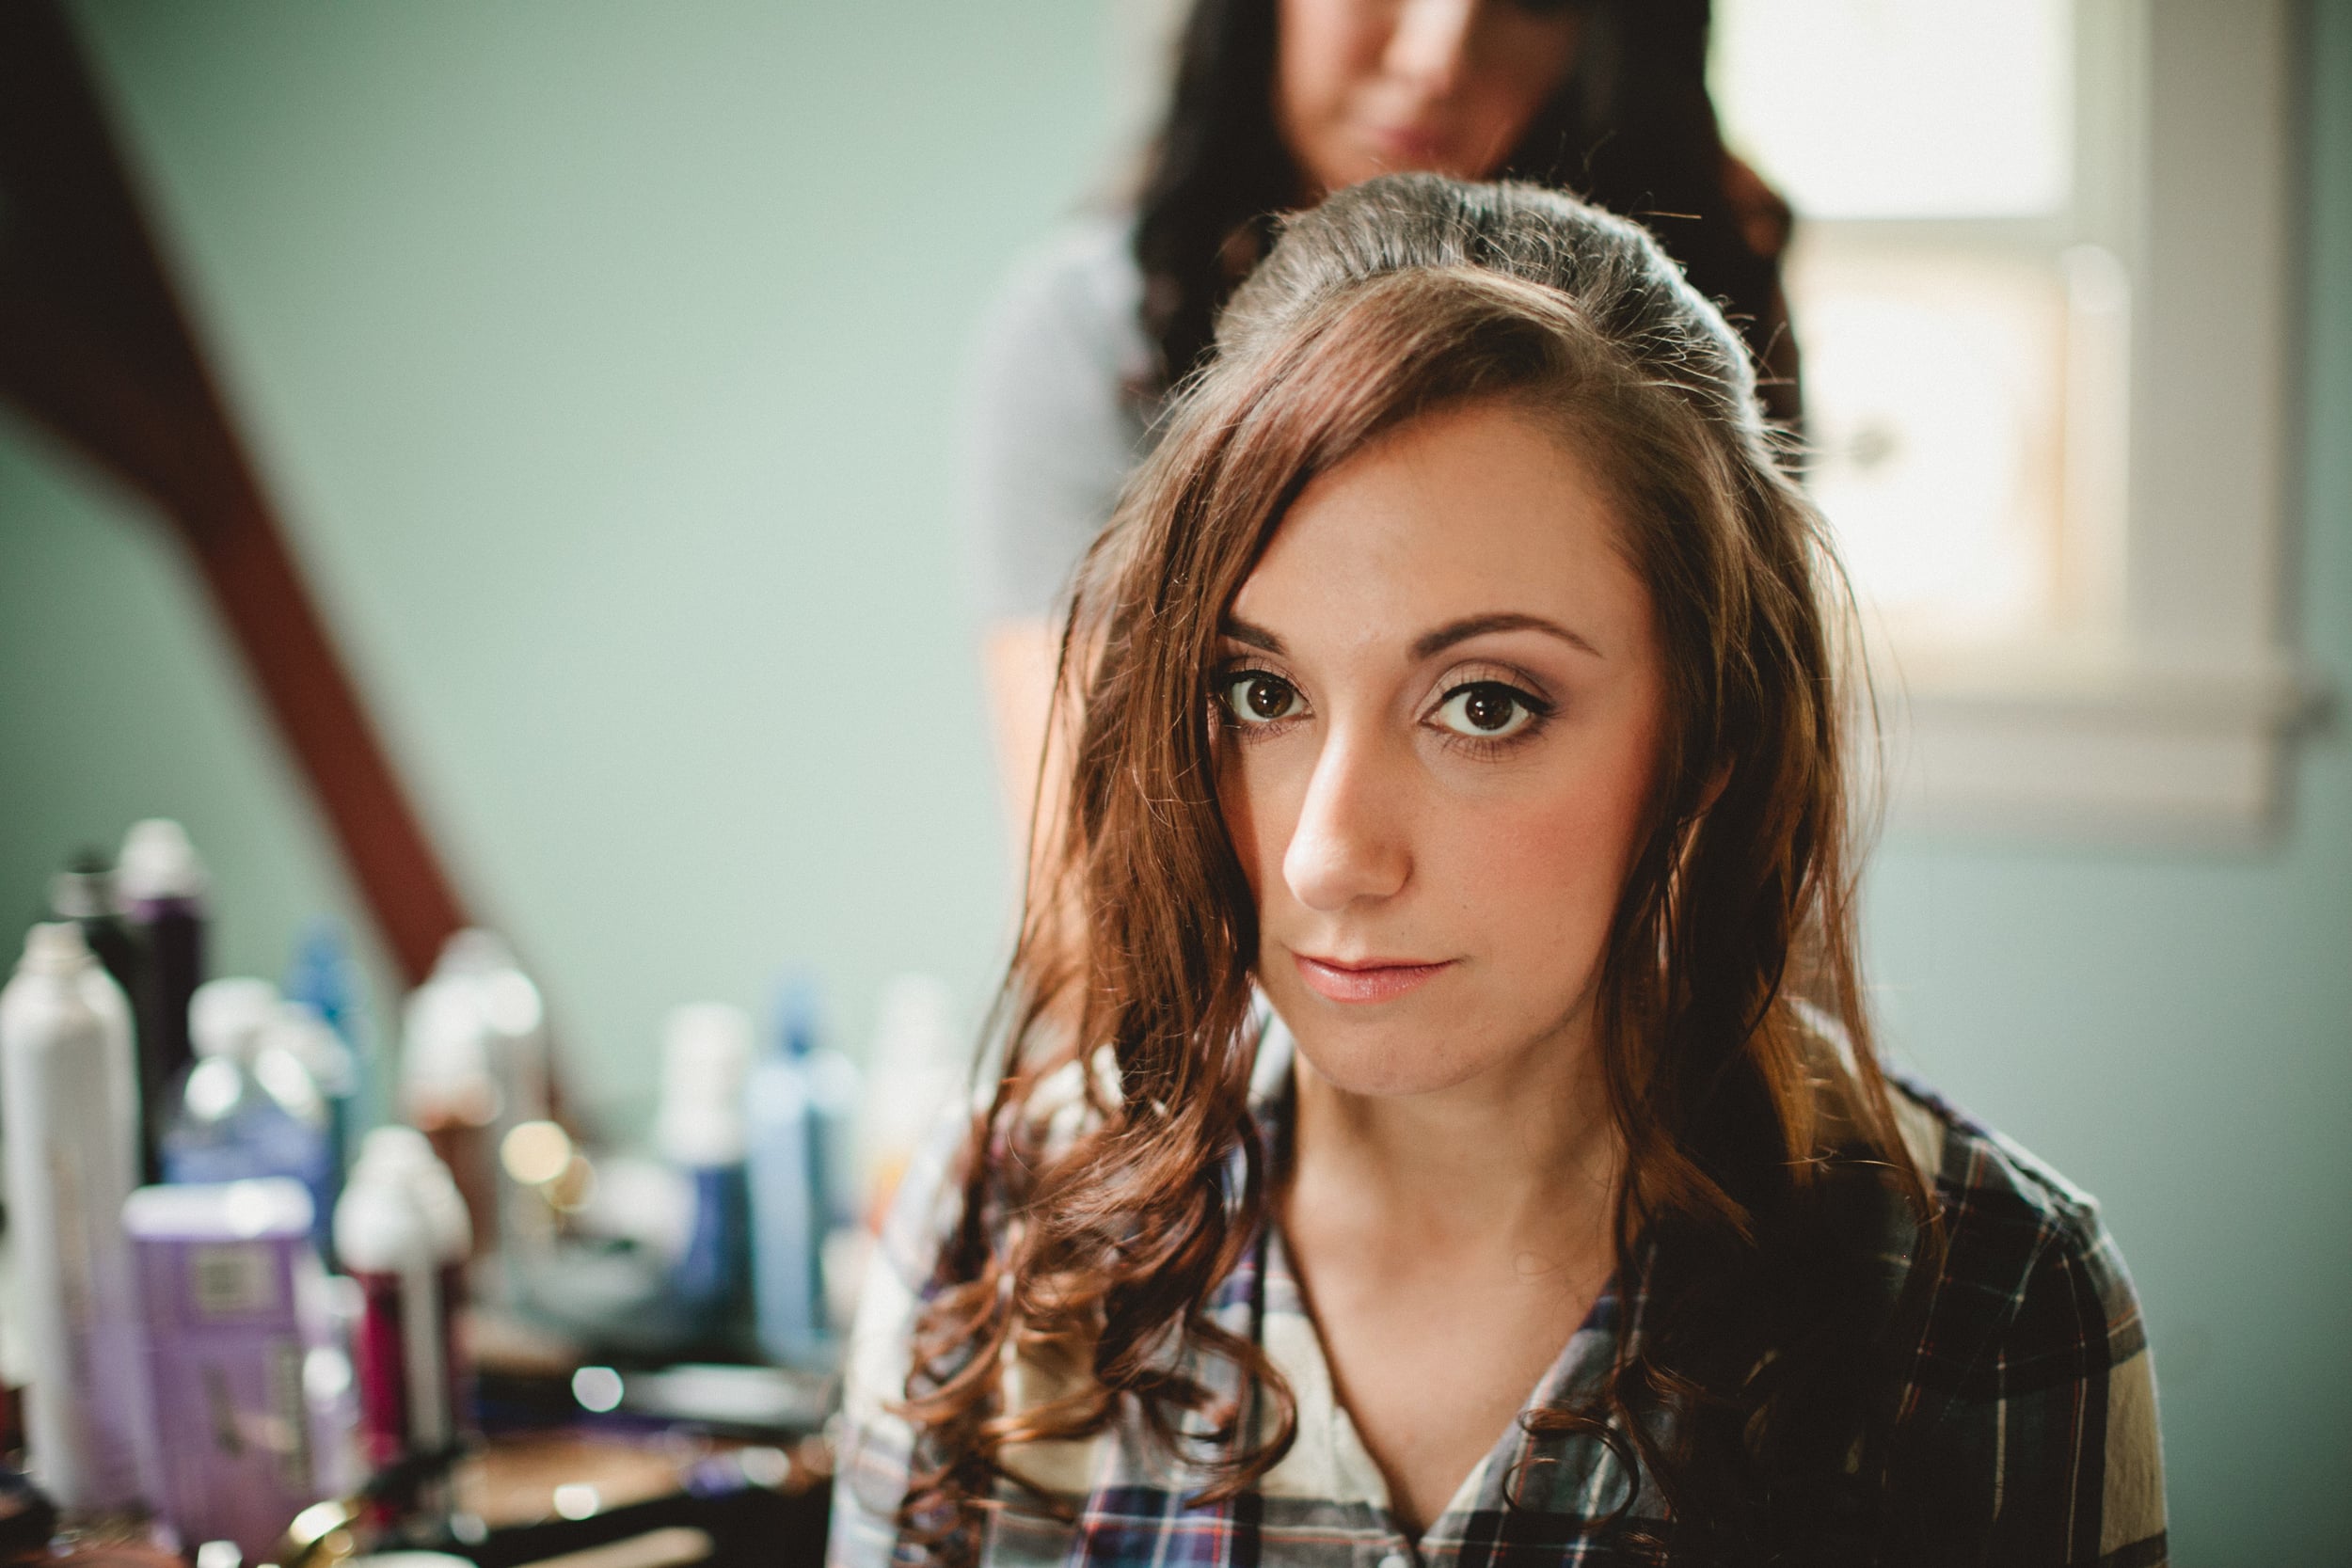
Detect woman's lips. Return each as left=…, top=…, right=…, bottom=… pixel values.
left=1362, top=119, right=1465, bottom=171
left=1292, top=951, right=1456, bottom=1005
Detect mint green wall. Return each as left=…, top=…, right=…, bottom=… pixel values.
left=4, top=0, right=1120, bottom=1132
left=2, top=1, right=2344, bottom=1556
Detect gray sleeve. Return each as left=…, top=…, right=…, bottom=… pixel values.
left=956, top=219, right=1155, bottom=622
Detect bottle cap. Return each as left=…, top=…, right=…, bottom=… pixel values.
left=268, top=1002, right=358, bottom=1097
left=655, top=1003, right=753, bottom=1166
left=436, top=927, right=517, bottom=979
left=125, top=1178, right=314, bottom=1241
left=333, top=1158, right=437, bottom=1274
left=117, top=818, right=208, bottom=902
left=354, top=1125, right=474, bottom=1261
left=358, top=1123, right=437, bottom=1169
left=284, top=918, right=358, bottom=1018
left=14, top=921, right=95, bottom=978
left=47, top=851, right=117, bottom=922
left=191, top=977, right=281, bottom=1059
left=400, top=978, right=498, bottom=1121
left=771, top=973, right=823, bottom=1060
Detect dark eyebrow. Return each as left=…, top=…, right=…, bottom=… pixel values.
left=1411, top=612, right=1602, bottom=660
left=1219, top=617, right=1285, bottom=654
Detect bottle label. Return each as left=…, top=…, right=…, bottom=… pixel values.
left=190, top=1243, right=281, bottom=1318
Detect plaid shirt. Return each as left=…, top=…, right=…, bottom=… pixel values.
left=830, top=1025, right=2166, bottom=1567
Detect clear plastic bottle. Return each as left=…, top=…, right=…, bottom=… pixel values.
left=263, top=1001, right=358, bottom=1250
left=161, top=978, right=336, bottom=1235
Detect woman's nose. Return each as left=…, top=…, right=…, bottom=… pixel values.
left=1384, top=0, right=1477, bottom=100
left=1281, top=724, right=1411, bottom=912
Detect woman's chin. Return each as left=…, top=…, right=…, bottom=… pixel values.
left=1277, top=1006, right=1499, bottom=1102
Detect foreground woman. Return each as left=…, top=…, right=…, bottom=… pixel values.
left=838, top=176, right=2165, bottom=1566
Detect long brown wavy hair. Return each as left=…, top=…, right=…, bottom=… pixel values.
left=903, top=175, right=1933, bottom=1564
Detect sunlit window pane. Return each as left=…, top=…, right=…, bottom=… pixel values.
left=1711, top=0, right=2072, bottom=219
left=1788, top=248, right=2068, bottom=635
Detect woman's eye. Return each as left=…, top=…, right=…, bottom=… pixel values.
left=1221, top=672, right=1304, bottom=725
left=1432, top=682, right=1537, bottom=740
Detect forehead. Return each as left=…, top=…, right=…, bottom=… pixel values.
left=1232, top=400, right=1648, bottom=658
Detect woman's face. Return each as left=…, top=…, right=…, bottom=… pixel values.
left=1273, top=0, right=1585, bottom=198
left=1216, top=399, right=1663, bottom=1101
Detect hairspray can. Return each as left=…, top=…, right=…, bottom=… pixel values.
left=0, top=923, right=151, bottom=1515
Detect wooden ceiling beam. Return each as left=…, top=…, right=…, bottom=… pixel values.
left=0, top=0, right=469, bottom=987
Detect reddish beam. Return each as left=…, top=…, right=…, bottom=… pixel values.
left=0, top=1, right=468, bottom=986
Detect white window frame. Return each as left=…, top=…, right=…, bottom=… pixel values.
left=1864, top=0, right=2318, bottom=845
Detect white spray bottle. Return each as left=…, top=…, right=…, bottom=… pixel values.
left=0, top=923, right=150, bottom=1515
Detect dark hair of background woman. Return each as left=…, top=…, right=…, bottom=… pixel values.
left=1131, top=0, right=1802, bottom=425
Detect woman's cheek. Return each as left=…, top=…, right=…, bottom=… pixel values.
left=1221, top=743, right=1297, bottom=908
left=1448, top=778, right=1632, bottom=972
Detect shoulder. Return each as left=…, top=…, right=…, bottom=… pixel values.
left=959, top=212, right=1157, bottom=619
left=1887, top=1076, right=2146, bottom=1377
left=970, top=211, right=1149, bottom=384
left=1877, top=1077, right=2167, bottom=1563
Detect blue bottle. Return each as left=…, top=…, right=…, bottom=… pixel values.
left=655, top=1004, right=755, bottom=1340
left=745, top=979, right=861, bottom=1369
left=161, top=978, right=337, bottom=1245
left=265, top=1003, right=358, bottom=1253
left=283, top=918, right=375, bottom=1168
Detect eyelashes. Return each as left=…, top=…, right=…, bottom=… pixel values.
left=1210, top=663, right=1555, bottom=754
left=1218, top=669, right=1307, bottom=728
left=1429, top=679, right=1550, bottom=744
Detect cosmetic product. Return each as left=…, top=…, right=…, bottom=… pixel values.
left=264, top=1002, right=359, bottom=1250
left=0, top=923, right=149, bottom=1515
left=117, top=820, right=210, bottom=1181
left=397, top=975, right=500, bottom=1265
left=430, top=930, right=549, bottom=1137
left=857, top=974, right=961, bottom=1229
left=163, top=980, right=337, bottom=1240
left=744, top=981, right=859, bottom=1368
left=47, top=850, right=141, bottom=1022
left=122, top=1179, right=353, bottom=1558
left=284, top=920, right=377, bottom=1170
left=655, top=1005, right=754, bottom=1342
left=334, top=1153, right=442, bottom=1478
left=429, top=932, right=552, bottom=1291
left=339, top=1127, right=474, bottom=1456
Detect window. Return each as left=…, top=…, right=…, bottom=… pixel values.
left=1713, top=0, right=2312, bottom=842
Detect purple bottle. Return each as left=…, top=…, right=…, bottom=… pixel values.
left=117, top=819, right=209, bottom=1180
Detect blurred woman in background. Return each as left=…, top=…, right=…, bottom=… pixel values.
left=968, top=0, right=1801, bottom=825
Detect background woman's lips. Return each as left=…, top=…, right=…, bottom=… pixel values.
left=1364, top=121, right=1458, bottom=166
left=1293, top=952, right=1455, bottom=1004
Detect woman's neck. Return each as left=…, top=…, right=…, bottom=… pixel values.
left=1284, top=1024, right=1622, bottom=1260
